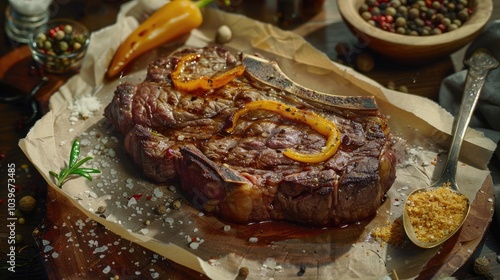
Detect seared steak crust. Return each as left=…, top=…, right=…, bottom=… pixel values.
left=104, top=46, right=396, bottom=227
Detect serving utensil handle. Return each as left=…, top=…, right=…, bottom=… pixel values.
left=440, top=49, right=498, bottom=184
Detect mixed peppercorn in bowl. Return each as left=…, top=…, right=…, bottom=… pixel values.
left=337, top=0, right=493, bottom=64
left=28, top=19, right=90, bottom=74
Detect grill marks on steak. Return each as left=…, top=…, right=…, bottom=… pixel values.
left=104, top=46, right=397, bottom=227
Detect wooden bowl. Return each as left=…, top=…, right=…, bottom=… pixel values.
left=337, top=0, right=493, bottom=64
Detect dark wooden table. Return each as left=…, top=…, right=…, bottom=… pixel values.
left=1, top=0, right=499, bottom=279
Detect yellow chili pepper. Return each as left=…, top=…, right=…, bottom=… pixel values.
left=106, top=0, right=213, bottom=79
left=171, top=53, right=246, bottom=92
left=227, top=100, right=342, bottom=163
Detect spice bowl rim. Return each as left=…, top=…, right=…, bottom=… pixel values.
left=28, top=18, right=91, bottom=72
left=337, top=0, right=494, bottom=63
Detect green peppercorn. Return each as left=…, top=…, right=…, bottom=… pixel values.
left=448, top=23, right=459, bottom=31
left=36, top=33, right=47, bottom=41
left=15, top=234, right=23, bottom=244
left=59, top=41, right=69, bottom=52
left=395, top=17, right=406, bottom=27
left=431, top=27, right=442, bottom=35
left=366, top=0, right=377, bottom=6
left=390, top=0, right=401, bottom=8
left=408, top=7, right=420, bottom=20
left=360, top=4, right=369, bottom=13
left=361, top=11, right=372, bottom=21
left=43, top=40, right=52, bottom=50
left=416, top=0, right=426, bottom=8
left=55, top=30, right=65, bottom=40
left=415, top=18, right=425, bottom=27
left=441, top=17, right=452, bottom=27
left=73, top=42, right=82, bottom=51
left=398, top=5, right=408, bottom=15
left=398, top=85, right=409, bottom=93
left=386, top=6, right=397, bottom=16
left=457, top=9, right=469, bottom=22
left=63, top=24, right=73, bottom=34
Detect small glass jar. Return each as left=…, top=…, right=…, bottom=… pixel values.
left=5, top=0, right=52, bottom=43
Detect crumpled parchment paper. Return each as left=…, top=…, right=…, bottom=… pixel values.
left=19, top=2, right=497, bottom=279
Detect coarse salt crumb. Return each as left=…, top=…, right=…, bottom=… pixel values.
left=127, top=197, right=137, bottom=207
left=223, top=225, right=231, bottom=232
left=43, top=245, right=53, bottom=253
left=190, top=242, right=200, bottom=250
left=68, top=94, right=102, bottom=123
left=248, top=237, right=258, bottom=243
left=102, top=265, right=111, bottom=274
left=93, top=245, right=108, bottom=254
left=153, top=188, right=163, bottom=198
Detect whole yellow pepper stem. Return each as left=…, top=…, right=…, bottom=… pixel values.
left=227, top=100, right=342, bottom=163
left=106, top=0, right=208, bottom=79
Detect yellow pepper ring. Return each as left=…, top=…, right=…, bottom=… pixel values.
left=227, top=100, right=342, bottom=163
left=172, top=53, right=246, bottom=92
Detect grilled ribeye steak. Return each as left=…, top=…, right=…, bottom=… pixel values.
left=104, top=46, right=397, bottom=227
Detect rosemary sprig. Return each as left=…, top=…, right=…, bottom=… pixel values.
left=49, top=139, right=101, bottom=188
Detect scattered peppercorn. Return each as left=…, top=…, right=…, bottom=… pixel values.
left=297, top=264, right=306, bottom=276
left=238, top=266, right=249, bottom=277
left=18, top=217, right=26, bottom=225
left=155, top=204, right=168, bottom=215
left=15, top=234, right=24, bottom=244
left=398, top=85, right=409, bottom=92
left=387, top=80, right=396, bottom=90
left=18, top=195, right=36, bottom=213
left=171, top=198, right=183, bottom=210
left=215, top=25, right=233, bottom=44
left=97, top=206, right=106, bottom=214
left=335, top=42, right=351, bottom=57
left=355, top=52, right=375, bottom=72
left=359, top=0, right=473, bottom=35
left=473, top=256, right=491, bottom=276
